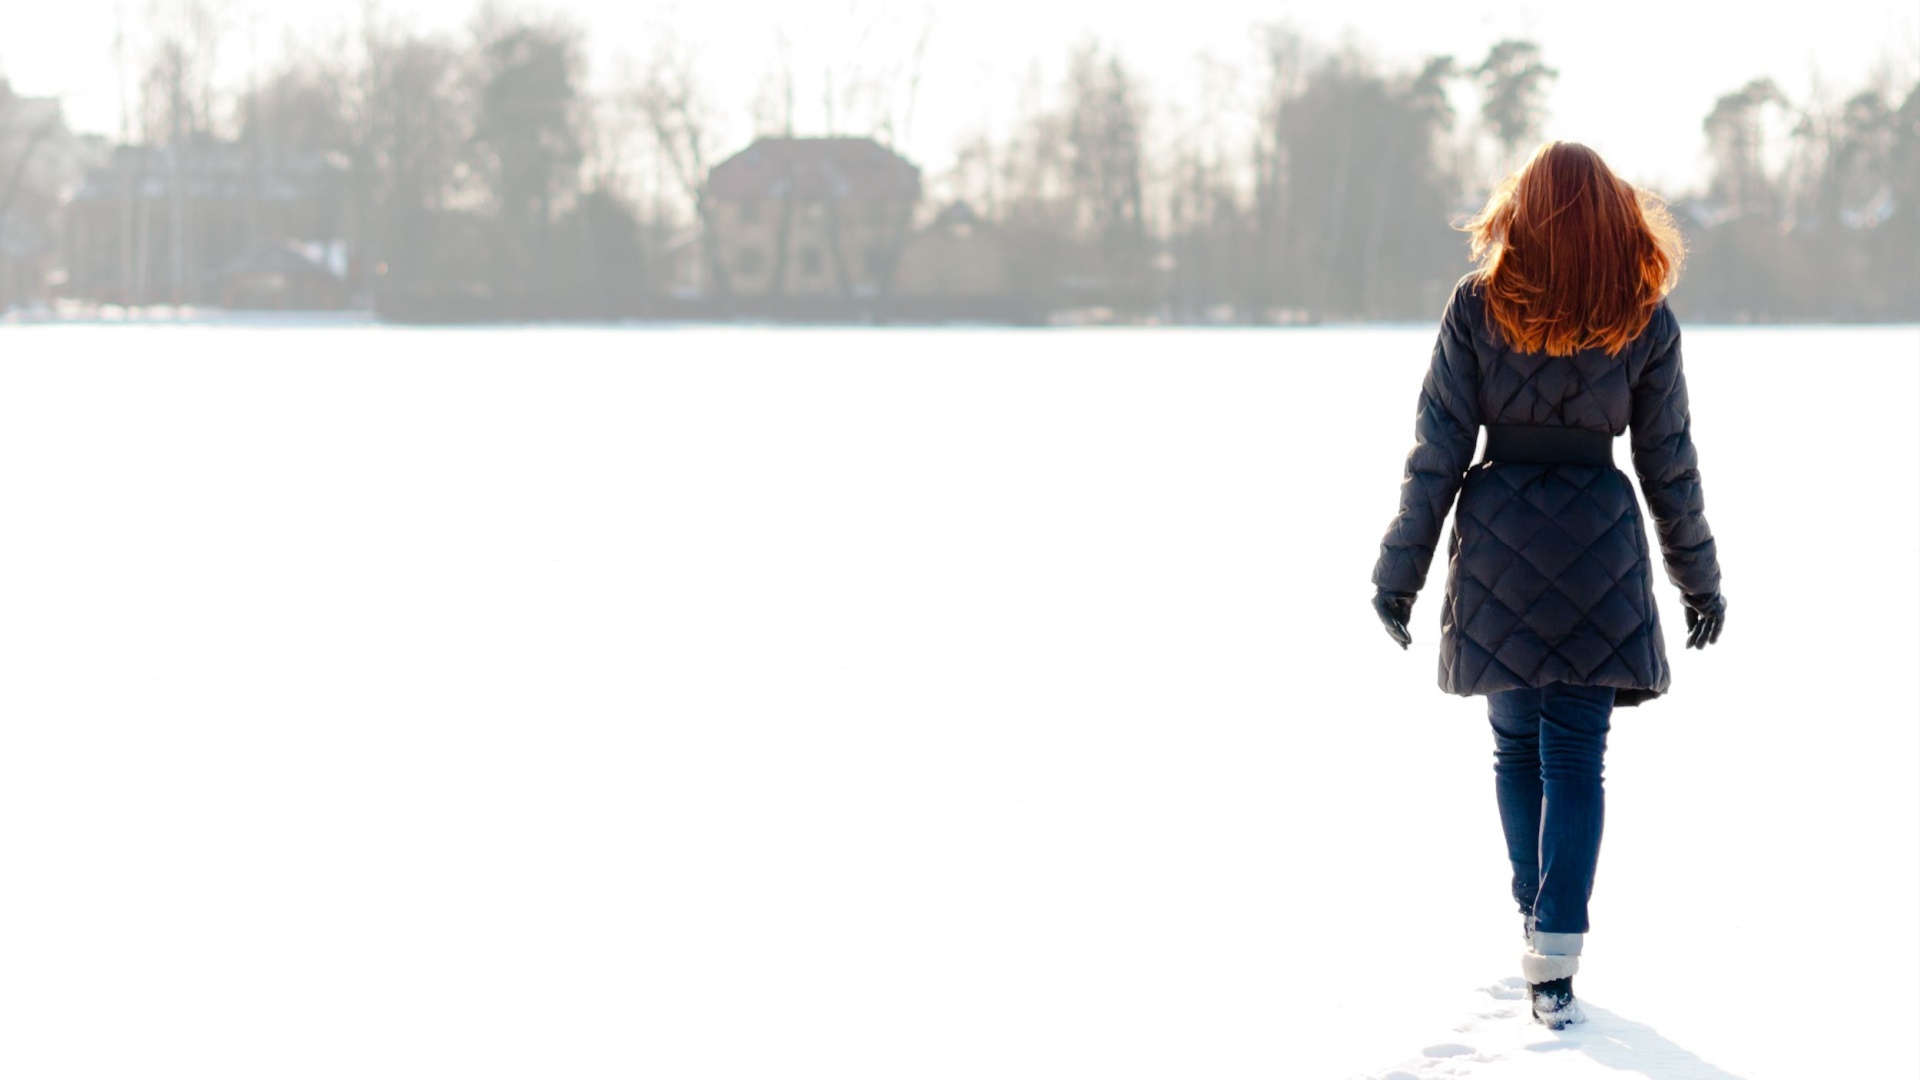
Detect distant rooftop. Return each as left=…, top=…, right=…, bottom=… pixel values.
left=706, top=136, right=921, bottom=202
left=931, top=199, right=982, bottom=229
left=70, top=139, right=349, bottom=203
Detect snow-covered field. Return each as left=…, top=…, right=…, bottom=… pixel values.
left=0, top=322, right=1914, bottom=1079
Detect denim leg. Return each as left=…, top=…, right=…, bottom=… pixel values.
left=1533, top=683, right=1616, bottom=934
left=1487, top=686, right=1546, bottom=926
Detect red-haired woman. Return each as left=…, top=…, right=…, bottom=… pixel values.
left=1370, top=141, right=1728, bottom=1030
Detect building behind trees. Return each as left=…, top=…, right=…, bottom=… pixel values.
left=3, top=14, right=1915, bottom=324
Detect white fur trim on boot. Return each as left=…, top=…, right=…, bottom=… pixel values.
left=1520, top=949, right=1581, bottom=983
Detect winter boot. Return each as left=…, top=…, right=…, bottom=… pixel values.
left=1527, top=973, right=1583, bottom=1028
left=1521, top=933, right=1586, bottom=1030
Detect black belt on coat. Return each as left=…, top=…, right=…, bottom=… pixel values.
left=1479, top=424, right=1616, bottom=467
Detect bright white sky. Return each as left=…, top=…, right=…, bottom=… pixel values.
left=4, top=0, right=1917, bottom=195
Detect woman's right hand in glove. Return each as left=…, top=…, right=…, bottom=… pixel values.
left=1373, top=588, right=1415, bottom=650
left=1681, top=591, right=1727, bottom=649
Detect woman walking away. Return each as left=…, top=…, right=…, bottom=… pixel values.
left=1368, top=141, right=1729, bottom=1030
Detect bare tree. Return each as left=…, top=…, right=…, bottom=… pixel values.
left=1154, top=66, right=1232, bottom=322
left=625, top=20, right=734, bottom=305
left=761, top=4, right=935, bottom=308
left=743, top=29, right=801, bottom=300
left=933, top=128, right=999, bottom=217
left=871, top=8, right=936, bottom=152
left=1062, top=37, right=1150, bottom=313
left=1357, top=54, right=1457, bottom=314
left=749, top=27, right=797, bottom=139
left=865, top=9, right=935, bottom=310
left=805, top=2, right=922, bottom=139
left=233, top=26, right=355, bottom=264
left=1250, top=22, right=1309, bottom=318
left=136, top=0, right=226, bottom=305
left=997, top=56, right=1075, bottom=303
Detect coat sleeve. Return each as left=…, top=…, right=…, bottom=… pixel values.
left=1371, top=285, right=1483, bottom=596
left=1628, top=310, right=1723, bottom=597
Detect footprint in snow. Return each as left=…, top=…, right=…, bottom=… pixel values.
left=1360, top=976, right=1544, bottom=1077
left=1479, top=976, right=1527, bottom=1001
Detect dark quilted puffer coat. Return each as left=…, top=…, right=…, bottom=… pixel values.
left=1372, top=272, right=1722, bottom=707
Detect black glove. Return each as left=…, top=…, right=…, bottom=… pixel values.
left=1681, top=591, right=1726, bottom=649
left=1373, top=588, right=1415, bottom=649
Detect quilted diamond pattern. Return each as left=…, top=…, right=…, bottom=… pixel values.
left=1444, top=462, right=1663, bottom=694
left=1373, top=272, right=1723, bottom=708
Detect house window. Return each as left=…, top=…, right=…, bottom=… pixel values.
left=735, top=247, right=765, bottom=275
left=800, top=247, right=824, bottom=277
left=864, top=248, right=888, bottom=277
left=738, top=200, right=762, bottom=225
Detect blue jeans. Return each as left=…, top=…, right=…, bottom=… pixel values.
left=1487, top=681, right=1616, bottom=935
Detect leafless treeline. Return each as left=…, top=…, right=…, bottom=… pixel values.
left=0, top=1, right=1915, bottom=320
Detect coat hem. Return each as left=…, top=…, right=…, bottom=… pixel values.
left=1440, top=679, right=1668, bottom=707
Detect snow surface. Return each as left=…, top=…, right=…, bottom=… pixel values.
left=0, top=322, right=1914, bottom=1079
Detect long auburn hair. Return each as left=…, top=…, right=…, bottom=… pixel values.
left=1460, top=141, right=1685, bottom=357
